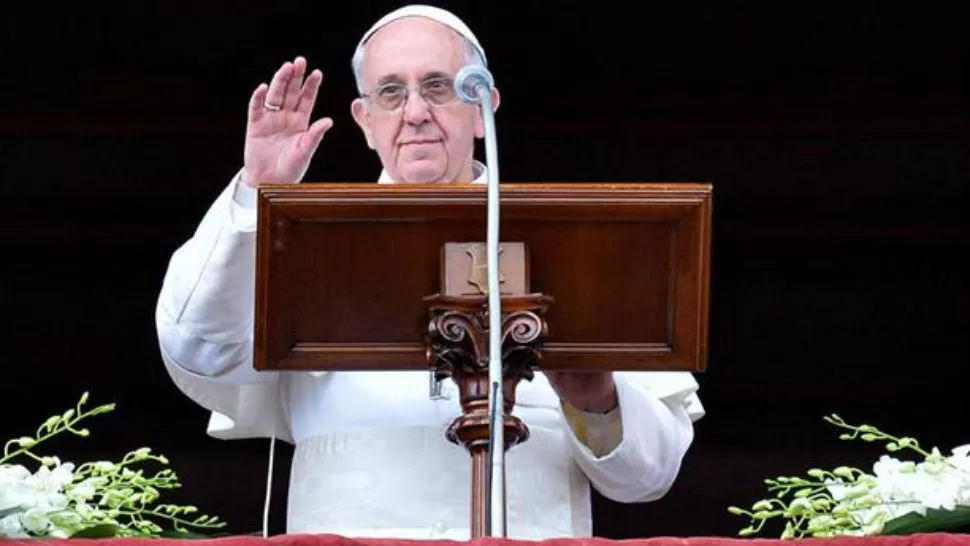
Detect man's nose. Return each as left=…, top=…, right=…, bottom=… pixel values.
left=402, top=91, right=432, bottom=124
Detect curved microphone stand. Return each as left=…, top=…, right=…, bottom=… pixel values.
left=454, top=65, right=505, bottom=537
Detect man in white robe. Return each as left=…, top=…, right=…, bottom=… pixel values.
left=155, top=4, right=705, bottom=540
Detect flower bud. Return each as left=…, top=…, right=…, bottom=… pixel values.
left=833, top=467, right=855, bottom=479
left=752, top=500, right=773, bottom=511
left=811, top=498, right=833, bottom=510
left=785, top=498, right=814, bottom=516
left=131, top=448, right=152, bottom=460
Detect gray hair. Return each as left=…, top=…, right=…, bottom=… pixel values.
left=351, top=35, right=485, bottom=95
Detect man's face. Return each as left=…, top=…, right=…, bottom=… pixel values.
left=351, top=17, right=498, bottom=183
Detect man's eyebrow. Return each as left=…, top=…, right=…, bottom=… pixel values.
left=423, top=70, right=451, bottom=80
left=376, top=74, right=405, bottom=86
left=376, top=70, right=453, bottom=86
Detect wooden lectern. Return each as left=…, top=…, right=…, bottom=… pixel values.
left=253, top=182, right=712, bottom=537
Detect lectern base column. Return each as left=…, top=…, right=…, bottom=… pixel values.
left=423, top=293, right=552, bottom=538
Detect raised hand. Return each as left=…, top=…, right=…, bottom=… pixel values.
left=242, top=56, right=334, bottom=187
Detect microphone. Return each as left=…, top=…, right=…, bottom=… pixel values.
left=454, top=63, right=505, bottom=537
left=454, top=65, right=495, bottom=105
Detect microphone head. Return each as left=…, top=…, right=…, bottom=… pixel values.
left=454, top=65, right=494, bottom=105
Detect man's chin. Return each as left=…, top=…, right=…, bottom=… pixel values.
left=396, top=162, right=448, bottom=183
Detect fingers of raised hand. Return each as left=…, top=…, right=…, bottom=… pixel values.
left=263, top=60, right=294, bottom=112
left=248, top=83, right=270, bottom=122
left=263, top=56, right=317, bottom=112
left=296, top=69, right=323, bottom=115
left=283, top=57, right=307, bottom=107
left=248, top=57, right=324, bottom=130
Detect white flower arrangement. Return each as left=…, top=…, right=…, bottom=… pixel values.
left=0, top=392, right=226, bottom=539
left=729, top=414, right=970, bottom=539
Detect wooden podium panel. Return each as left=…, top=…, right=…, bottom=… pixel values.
left=254, top=183, right=712, bottom=372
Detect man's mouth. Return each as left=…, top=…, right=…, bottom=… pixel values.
left=400, top=139, right=440, bottom=145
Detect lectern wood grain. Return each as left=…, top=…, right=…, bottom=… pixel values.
left=253, top=183, right=711, bottom=373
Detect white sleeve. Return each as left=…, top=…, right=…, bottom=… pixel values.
left=563, top=371, right=704, bottom=503
left=155, top=170, right=275, bottom=385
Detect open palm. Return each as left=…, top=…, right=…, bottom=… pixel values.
left=242, top=56, right=334, bottom=187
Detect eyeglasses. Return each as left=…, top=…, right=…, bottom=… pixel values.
left=363, top=77, right=458, bottom=111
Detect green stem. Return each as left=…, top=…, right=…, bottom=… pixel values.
left=0, top=402, right=114, bottom=465
left=115, top=508, right=224, bottom=530
left=824, top=414, right=931, bottom=458
left=19, top=450, right=45, bottom=463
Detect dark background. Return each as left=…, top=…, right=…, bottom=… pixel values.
left=1, top=0, right=967, bottom=539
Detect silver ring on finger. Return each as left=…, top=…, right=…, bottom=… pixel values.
left=263, top=101, right=282, bottom=111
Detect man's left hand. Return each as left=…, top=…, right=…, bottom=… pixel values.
left=545, top=371, right=618, bottom=413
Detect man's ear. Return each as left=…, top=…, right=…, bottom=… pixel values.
left=351, top=98, right=376, bottom=149
left=474, top=86, right=501, bottom=139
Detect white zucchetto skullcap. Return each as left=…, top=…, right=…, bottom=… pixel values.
left=356, top=4, right=487, bottom=65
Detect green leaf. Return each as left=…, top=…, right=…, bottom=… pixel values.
left=70, top=523, right=120, bottom=538
left=880, top=506, right=970, bottom=536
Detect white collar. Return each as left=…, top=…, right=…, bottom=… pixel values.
left=377, top=160, right=487, bottom=184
